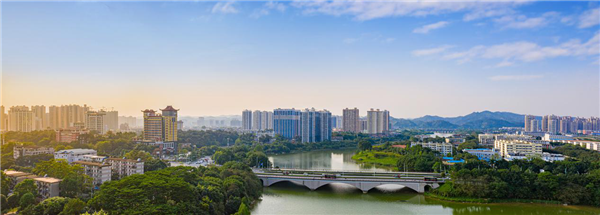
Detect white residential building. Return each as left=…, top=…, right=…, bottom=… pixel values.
left=73, top=161, right=112, bottom=186
left=411, top=142, right=453, bottom=155
left=494, top=139, right=543, bottom=157
left=463, top=148, right=499, bottom=161
left=54, top=149, right=98, bottom=163
left=106, top=158, right=144, bottom=179
left=13, top=146, right=54, bottom=159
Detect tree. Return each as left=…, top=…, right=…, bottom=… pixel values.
left=19, top=192, right=36, bottom=209
left=7, top=193, right=20, bottom=209
left=458, top=141, right=477, bottom=151
left=60, top=198, right=86, bottom=215
left=15, top=179, right=38, bottom=197
left=234, top=203, right=250, bottom=215
left=31, top=197, right=69, bottom=215
left=33, top=159, right=92, bottom=198
left=258, top=135, right=272, bottom=144
left=144, top=159, right=168, bottom=172
left=245, top=151, right=270, bottom=168
left=124, top=150, right=153, bottom=161
left=358, top=140, right=373, bottom=151
left=1, top=194, right=7, bottom=211
left=213, top=150, right=234, bottom=165
left=1, top=171, right=10, bottom=196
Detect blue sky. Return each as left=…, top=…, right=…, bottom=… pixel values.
left=2, top=1, right=599, bottom=118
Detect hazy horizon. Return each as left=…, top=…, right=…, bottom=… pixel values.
left=2, top=1, right=599, bottom=118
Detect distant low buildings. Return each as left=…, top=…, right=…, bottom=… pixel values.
left=543, top=134, right=574, bottom=141
left=54, top=149, right=98, bottom=163
left=13, top=145, right=54, bottom=159
left=3, top=170, right=61, bottom=199
left=494, top=139, right=543, bottom=157
left=557, top=140, right=600, bottom=152
left=56, top=128, right=88, bottom=143
left=463, top=148, right=499, bottom=161
left=411, top=142, right=453, bottom=155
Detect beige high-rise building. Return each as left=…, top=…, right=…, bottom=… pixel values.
left=524, top=115, right=535, bottom=132
left=142, top=106, right=179, bottom=142
left=103, top=110, right=119, bottom=132
left=1, top=106, right=7, bottom=132
left=366, top=109, right=389, bottom=134
left=161, top=106, right=179, bottom=142
left=31, top=105, right=47, bottom=130
left=8, top=106, right=33, bottom=132
left=48, top=104, right=89, bottom=130
left=86, top=111, right=106, bottom=134
left=342, top=108, right=360, bottom=133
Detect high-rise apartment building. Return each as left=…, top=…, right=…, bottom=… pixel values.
left=548, top=115, right=559, bottom=134
left=1, top=106, right=8, bottom=132
left=366, top=109, right=389, bottom=134
left=48, top=104, right=89, bottom=130
left=31, top=105, right=46, bottom=130
left=273, top=108, right=302, bottom=139
left=524, top=115, right=535, bottom=132
left=142, top=110, right=163, bottom=141
left=118, top=116, right=137, bottom=128
left=261, top=111, right=273, bottom=130
left=86, top=111, right=106, bottom=134
left=242, top=110, right=252, bottom=130
left=8, top=106, right=33, bottom=132
left=103, top=110, right=119, bottom=132
left=343, top=108, right=360, bottom=133
left=542, top=115, right=549, bottom=132
left=161, top=106, right=179, bottom=142
left=252, top=110, right=262, bottom=131
left=300, top=108, right=332, bottom=143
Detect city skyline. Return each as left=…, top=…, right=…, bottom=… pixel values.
left=2, top=1, right=599, bottom=118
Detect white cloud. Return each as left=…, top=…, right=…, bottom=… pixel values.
left=251, top=1, right=287, bottom=18
left=489, top=75, right=543, bottom=81
left=212, top=2, right=238, bottom=14
left=579, top=8, right=600, bottom=28
left=343, top=33, right=395, bottom=44
left=413, top=21, right=449, bottom=34
left=291, top=1, right=523, bottom=21
left=412, top=45, right=454, bottom=56
left=435, top=32, right=600, bottom=65
left=494, top=11, right=559, bottom=29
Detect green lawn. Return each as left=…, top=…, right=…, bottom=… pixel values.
left=351, top=151, right=400, bottom=167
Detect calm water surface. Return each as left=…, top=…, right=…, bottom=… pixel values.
left=252, top=149, right=600, bottom=215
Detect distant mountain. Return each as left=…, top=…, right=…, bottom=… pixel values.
left=391, top=111, right=524, bottom=130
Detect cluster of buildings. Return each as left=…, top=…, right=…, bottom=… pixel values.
left=342, top=108, right=390, bottom=134
left=3, top=170, right=62, bottom=199
left=242, top=110, right=274, bottom=131
left=141, top=106, right=179, bottom=142
left=239, top=107, right=390, bottom=143
left=5, top=147, right=144, bottom=199
left=524, top=115, right=600, bottom=135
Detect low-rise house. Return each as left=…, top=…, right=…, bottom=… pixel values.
left=13, top=145, right=54, bottom=159
left=54, top=149, right=97, bottom=163
left=34, top=177, right=62, bottom=199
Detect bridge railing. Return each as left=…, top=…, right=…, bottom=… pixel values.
left=260, top=168, right=441, bottom=176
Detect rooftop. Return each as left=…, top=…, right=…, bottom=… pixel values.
left=3, top=170, right=34, bottom=177
left=73, top=161, right=110, bottom=167
left=55, top=148, right=96, bottom=154
left=107, top=157, right=143, bottom=163
left=160, top=105, right=179, bottom=112
left=34, top=177, right=62, bottom=184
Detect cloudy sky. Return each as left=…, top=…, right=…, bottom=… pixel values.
left=2, top=1, right=599, bottom=118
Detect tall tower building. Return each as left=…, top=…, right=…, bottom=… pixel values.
left=161, top=106, right=179, bottom=142
left=252, top=110, right=262, bottom=131
left=8, top=106, right=33, bottom=132
left=524, top=115, right=535, bottom=132
left=274, top=108, right=302, bottom=140
left=1, top=106, right=7, bottom=132
left=103, top=110, right=119, bottom=132
left=541, top=115, right=549, bottom=132
left=48, top=104, right=89, bottom=129
left=343, top=108, right=360, bottom=133
left=300, top=108, right=332, bottom=143
left=31, top=105, right=46, bottom=130
left=242, top=110, right=252, bottom=130
left=86, top=110, right=106, bottom=134
left=261, top=111, right=273, bottom=130
left=366, top=109, right=389, bottom=134
left=548, top=115, right=559, bottom=134
left=142, top=110, right=163, bottom=141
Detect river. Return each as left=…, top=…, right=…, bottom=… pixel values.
left=251, top=149, right=600, bottom=215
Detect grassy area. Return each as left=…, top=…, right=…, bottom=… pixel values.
left=424, top=192, right=562, bottom=205
left=351, top=151, right=400, bottom=167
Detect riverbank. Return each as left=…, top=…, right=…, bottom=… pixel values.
left=424, top=192, right=562, bottom=204
left=351, top=151, right=399, bottom=169
left=266, top=144, right=358, bottom=156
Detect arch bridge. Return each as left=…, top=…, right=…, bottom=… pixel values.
left=256, top=174, right=442, bottom=193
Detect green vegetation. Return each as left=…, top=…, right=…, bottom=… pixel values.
left=88, top=163, right=261, bottom=214
left=351, top=151, right=399, bottom=167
